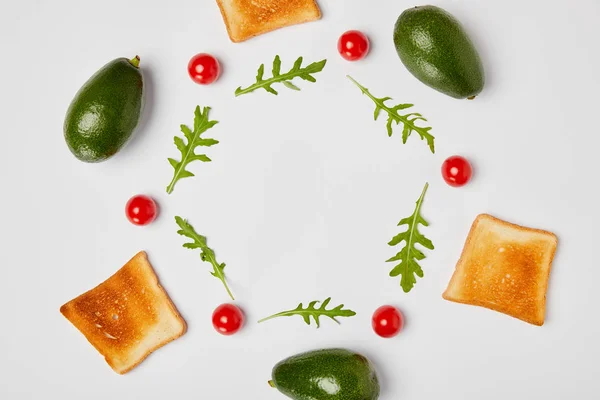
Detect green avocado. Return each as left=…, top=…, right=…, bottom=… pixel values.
left=393, top=5, right=484, bottom=99
left=270, top=348, right=380, bottom=400
left=64, top=56, right=144, bottom=162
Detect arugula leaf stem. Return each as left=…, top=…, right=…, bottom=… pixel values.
left=175, top=216, right=234, bottom=300
left=347, top=75, right=428, bottom=141
left=257, top=309, right=338, bottom=324
left=387, top=182, right=434, bottom=292
left=258, top=298, right=355, bottom=327
left=235, top=71, right=304, bottom=96
left=166, top=139, right=196, bottom=194
left=404, top=182, right=429, bottom=268
left=235, top=56, right=326, bottom=96
left=347, top=75, right=435, bottom=153
left=166, top=106, right=219, bottom=194
left=257, top=312, right=291, bottom=324
left=167, top=120, right=210, bottom=194
left=203, top=251, right=234, bottom=300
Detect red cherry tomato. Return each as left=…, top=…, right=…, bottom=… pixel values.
left=372, top=305, right=404, bottom=338
left=125, top=195, right=158, bottom=226
left=212, top=304, right=244, bottom=335
left=338, top=30, right=370, bottom=61
left=188, top=53, right=220, bottom=85
left=442, top=156, right=473, bottom=187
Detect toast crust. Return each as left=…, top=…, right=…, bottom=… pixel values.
left=216, top=0, right=321, bottom=42
left=60, top=251, right=186, bottom=374
left=443, top=214, right=558, bottom=326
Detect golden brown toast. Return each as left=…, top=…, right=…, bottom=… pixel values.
left=443, top=214, right=558, bottom=326
left=216, top=0, right=321, bottom=43
left=60, top=251, right=186, bottom=374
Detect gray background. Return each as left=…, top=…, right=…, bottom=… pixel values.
left=1, top=0, right=598, bottom=398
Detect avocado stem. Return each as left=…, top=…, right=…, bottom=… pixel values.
left=129, top=56, right=141, bottom=68
left=268, top=380, right=276, bottom=388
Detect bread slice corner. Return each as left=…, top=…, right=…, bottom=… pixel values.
left=216, top=0, right=322, bottom=42
left=443, top=214, right=558, bottom=326
left=60, top=251, right=186, bottom=374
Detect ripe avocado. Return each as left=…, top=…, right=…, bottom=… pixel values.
left=270, top=348, right=380, bottom=400
left=64, top=57, right=144, bottom=162
left=393, top=6, right=484, bottom=99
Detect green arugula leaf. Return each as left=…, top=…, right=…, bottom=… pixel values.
left=235, top=55, right=327, bottom=96
left=347, top=76, right=435, bottom=153
left=387, top=183, right=434, bottom=293
left=175, top=216, right=234, bottom=300
left=258, top=297, right=356, bottom=328
left=166, top=106, right=219, bottom=194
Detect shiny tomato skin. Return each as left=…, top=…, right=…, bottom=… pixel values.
left=188, top=53, right=220, bottom=85
left=212, top=304, right=244, bottom=335
left=372, top=305, right=403, bottom=338
left=338, top=30, right=370, bottom=61
left=125, top=195, right=158, bottom=226
left=442, top=155, right=473, bottom=187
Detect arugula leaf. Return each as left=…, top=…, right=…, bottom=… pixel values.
left=166, top=106, right=219, bottom=194
left=258, top=298, right=356, bottom=328
left=175, top=216, right=234, bottom=300
left=387, top=183, right=434, bottom=293
left=235, top=55, right=327, bottom=96
left=347, top=76, right=435, bottom=153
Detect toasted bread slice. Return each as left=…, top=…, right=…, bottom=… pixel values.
left=443, top=214, right=558, bottom=326
left=216, top=0, right=321, bottom=43
left=60, top=251, right=186, bottom=374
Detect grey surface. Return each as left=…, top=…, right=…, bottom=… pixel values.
left=0, top=0, right=598, bottom=399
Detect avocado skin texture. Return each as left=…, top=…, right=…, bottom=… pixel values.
left=272, top=348, right=380, bottom=400
left=393, top=5, right=484, bottom=99
left=64, top=58, right=143, bottom=162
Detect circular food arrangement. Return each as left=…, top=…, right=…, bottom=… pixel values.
left=54, top=1, right=561, bottom=399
